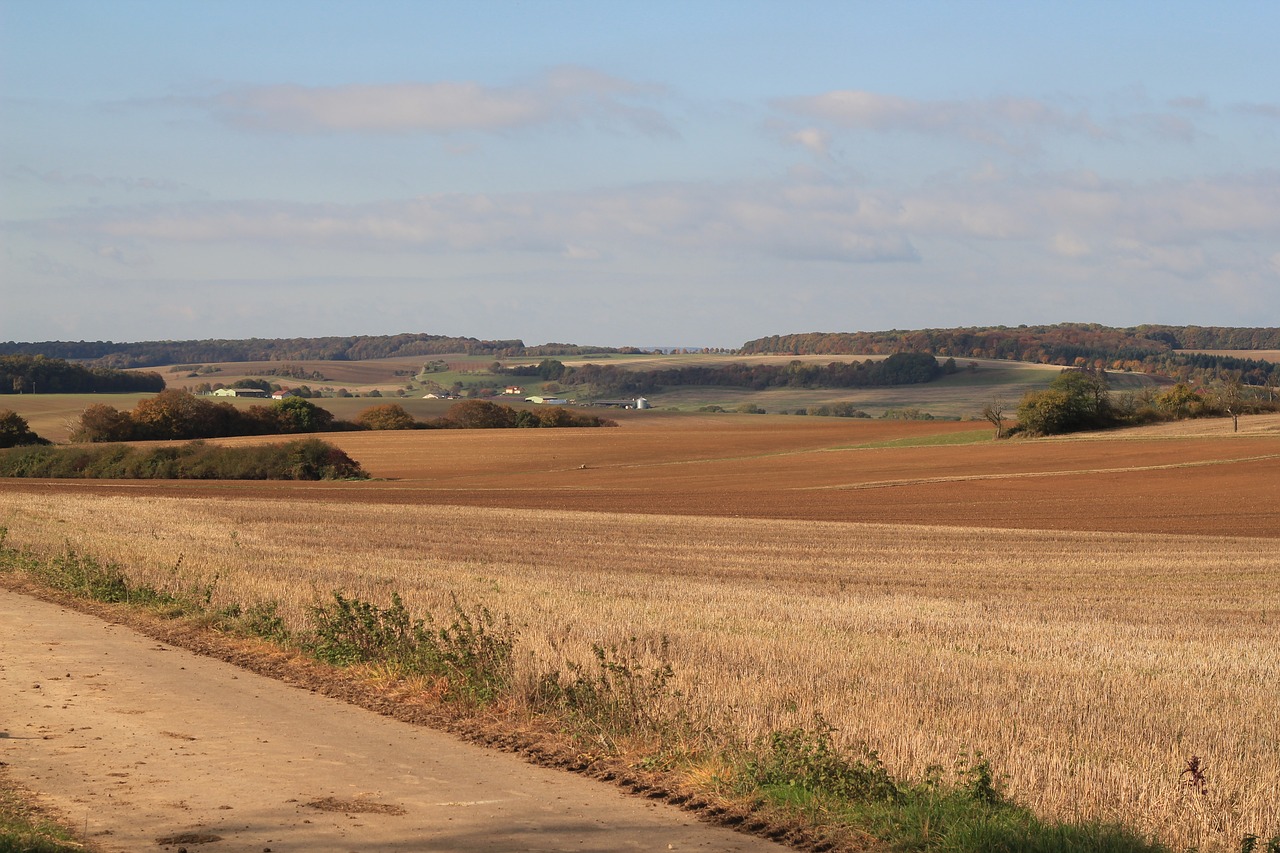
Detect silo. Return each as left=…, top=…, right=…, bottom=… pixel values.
left=635, top=397, right=650, bottom=409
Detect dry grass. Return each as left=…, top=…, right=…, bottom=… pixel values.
left=1, top=485, right=1276, bottom=850
left=3, top=415, right=1277, bottom=848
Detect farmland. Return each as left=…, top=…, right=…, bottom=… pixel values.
left=1, top=411, right=1277, bottom=850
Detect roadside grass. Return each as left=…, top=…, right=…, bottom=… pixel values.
left=0, top=777, right=87, bottom=853
left=0, top=529, right=1174, bottom=853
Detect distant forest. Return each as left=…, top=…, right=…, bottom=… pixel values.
left=1, top=354, right=165, bottom=395
left=505, top=352, right=948, bottom=396
left=0, top=334, right=633, bottom=369
left=740, top=324, right=1280, bottom=385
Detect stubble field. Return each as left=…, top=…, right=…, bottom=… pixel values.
left=2, top=413, right=1277, bottom=850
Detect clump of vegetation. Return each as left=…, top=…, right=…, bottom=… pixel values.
left=304, top=591, right=515, bottom=704
left=0, top=438, right=367, bottom=480
left=70, top=390, right=342, bottom=442
left=1012, top=367, right=1278, bottom=437
left=0, top=410, right=49, bottom=448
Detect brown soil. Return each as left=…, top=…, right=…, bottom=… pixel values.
left=4, top=416, right=1277, bottom=536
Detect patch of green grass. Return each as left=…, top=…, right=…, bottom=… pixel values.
left=0, top=780, right=86, bottom=853
left=733, top=719, right=1165, bottom=852
left=847, top=429, right=993, bottom=449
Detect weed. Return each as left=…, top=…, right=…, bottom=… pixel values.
left=742, top=715, right=901, bottom=805
left=306, top=591, right=424, bottom=668
left=534, top=635, right=683, bottom=748
left=304, top=591, right=513, bottom=704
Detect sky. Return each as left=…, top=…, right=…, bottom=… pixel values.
left=2, top=1, right=1278, bottom=349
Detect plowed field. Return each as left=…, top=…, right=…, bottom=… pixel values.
left=6, top=413, right=1278, bottom=536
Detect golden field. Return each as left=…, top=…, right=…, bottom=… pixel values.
left=2, top=413, right=1278, bottom=849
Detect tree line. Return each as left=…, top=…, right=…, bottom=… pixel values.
left=740, top=324, right=1280, bottom=386
left=1, top=354, right=165, bottom=394
left=67, top=392, right=615, bottom=443
left=0, top=335, right=634, bottom=369
left=501, top=352, right=946, bottom=396
left=1007, top=367, right=1277, bottom=437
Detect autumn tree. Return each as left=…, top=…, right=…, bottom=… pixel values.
left=131, top=390, right=216, bottom=440
left=70, top=404, right=137, bottom=443
left=443, top=399, right=517, bottom=429
left=1155, top=383, right=1201, bottom=419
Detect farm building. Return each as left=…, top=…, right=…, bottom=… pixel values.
left=211, top=388, right=269, bottom=398
left=591, top=398, right=650, bottom=409
left=524, top=396, right=569, bottom=405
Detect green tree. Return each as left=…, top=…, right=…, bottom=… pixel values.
left=1016, top=369, right=1112, bottom=436
left=268, top=397, right=335, bottom=433
left=355, top=403, right=417, bottom=430
left=1016, top=389, right=1075, bottom=436
left=0, top=409, right=47, bottom=447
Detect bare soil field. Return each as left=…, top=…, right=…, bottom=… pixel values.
left=2, top=414, right=1278, bottom=850
left=7, top=412, right=1275, bottom=536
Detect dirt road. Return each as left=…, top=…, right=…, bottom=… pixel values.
left=0, top=589, right=785, bottom=852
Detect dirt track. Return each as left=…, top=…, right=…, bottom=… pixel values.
left=0, top=589, right=787, bottom=852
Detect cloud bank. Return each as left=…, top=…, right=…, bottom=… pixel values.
left=200, top=67, right=672, bottom=136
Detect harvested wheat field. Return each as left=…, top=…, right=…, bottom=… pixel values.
left=2, top=413, right=1278, bottom=850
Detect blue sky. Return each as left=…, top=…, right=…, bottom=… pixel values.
left=3, top=1, right=1278, bottom=348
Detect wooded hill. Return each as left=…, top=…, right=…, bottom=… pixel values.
left=1, top=354, right=165, bottom=395
left=740, top=324, right=1280, bottom=385
left=0, top=334, right=631, bottom=369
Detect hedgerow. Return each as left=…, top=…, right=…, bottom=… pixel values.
left=0, top=438, right=366, bottom=480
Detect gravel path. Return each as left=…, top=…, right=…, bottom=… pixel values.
left=0, top=588, right=785, bottom=852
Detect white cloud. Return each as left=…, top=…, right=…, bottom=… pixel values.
left=200, top=67, right=673, bottom=136
left=773, top=90, right=1107, bottom=150
left=26, top=170, right=1280, bottom=289
left=788, top=127, right=831, bottom=158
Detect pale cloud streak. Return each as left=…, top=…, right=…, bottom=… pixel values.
left=773, top=90, right=1108, bottom=150
left=200, top=66, right=674, bottom=136
left=30, top=170, right=1280, bottom=280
